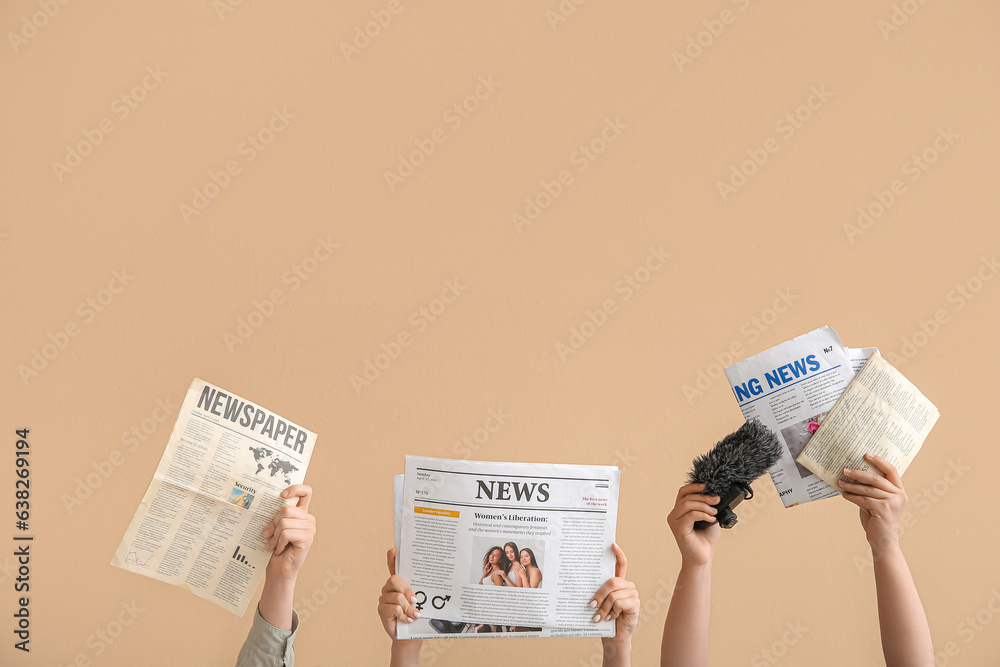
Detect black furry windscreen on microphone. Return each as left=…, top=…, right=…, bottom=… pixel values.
left=687, top=419, right=782, bottom=497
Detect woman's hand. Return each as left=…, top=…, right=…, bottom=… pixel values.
left=379, top=547, right=424, bottom=666
left=256, top=485, right=316, bottom=631
left=666, top=483, right=721, bottom=567
left=262, top=485, right=316, bottom=580
left=595, top=544, right=639, bottom=666
left=838, top=453, right=907, bottom=554
left=378, top=547, right=421, bottom=640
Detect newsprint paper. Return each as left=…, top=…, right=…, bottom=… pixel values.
left=395, top=456, right=620, bottom=639
left=111, top=378, right=316, bottom=616
left=723, top=326, right=878, bottom=508
left=796, top=350, right=940, bottom=488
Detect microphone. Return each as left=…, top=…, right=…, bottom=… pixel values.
left=688, top=418, right=781, bottom=530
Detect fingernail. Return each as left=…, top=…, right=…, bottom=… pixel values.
left=837, top=480, right=845, bottom=486
left=593, top=613, right=602, bottom=623
left=711, top=508, right=718, bottom=514
left=405, top=616, right=412, bottom=623
left=410, top=596, right=418, bottom=604
left=590, top=600, right=598, bottom=608
left=413, top=611, right=421, bottom=619
left=843, top=468, right=851, bottom=474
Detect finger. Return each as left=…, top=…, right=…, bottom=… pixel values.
left=595, top=589, right=621, bottom=622
left=595, top=584, right=635, bottom=623
left=270, top=519, right=315, bottom=554
left=379, top=590, right=420, bottom=619
left=676, top=498, right=720, bottom=516
left=378, top=594, right=420, bottom=622
left=281, top=484, right=312, bottom=512
left=612, top=543, right=627, bottom=579
left=668, top=501, right=717, bottom=526
left=387, top=547, right=397, bottom=577
left=382, top=575, right=418, bottom=608
left=841, top=466, right=895, bottom=493
left=378, top=602, right=409, bottom=624
left=689, top=512, right=718, bottom=525
left=269, top=505, right=312, bottom=527
left=678, top=486, right=720, bottom=504
left=589, top=578, right=617, bottom=611
left=864, top=454, right=903, bottom=488
left=265, top=517, right=313, bottom=552
left=604, top=588, right=639, bottom=621
left=274, top=527, right=310, bottom=556
left=264, top=502, right=311, bottom=541
left=837, top=479, right=890, bottom=498
left=841, top=491, right=878, bottom=511
left=677, top=509, right=717, bottom=526
left=676, top=483, right=707, bottom=501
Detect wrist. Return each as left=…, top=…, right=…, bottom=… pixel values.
left=265, top=560, right=300, bottom=583
left=391, top=638, right=423, bottom=661
left=602, top=634, right=632, bottom=662
left=680, top=556, right=713, bottom=571
left=868, top=532, right=901, bottom=556
left=603, top=629, right=634, bottom=646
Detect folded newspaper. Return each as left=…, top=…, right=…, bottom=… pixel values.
left=723, top=326, right=879, bottom=507
left=394, top=456, right=620, bottom=639
left=111, top=378, right=316, bottom=615
left=796, top=350, right=940, bottom=488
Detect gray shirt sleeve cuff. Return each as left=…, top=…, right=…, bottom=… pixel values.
left=234, top=605, right=299, bottom=667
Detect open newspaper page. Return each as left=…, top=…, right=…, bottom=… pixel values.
left=392, top=475, right=612, bottom=640
left=396, top=456, right=619, bottom=636
left=796, top=351, right=940, bottom=488
left=111, top=378, right=316, bottom=616
left=723, top=326, right=875, bottom=508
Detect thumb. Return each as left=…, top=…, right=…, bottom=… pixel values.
left=386, top=547, right=397, bottom=577
left=612, top=543, right=627, bottom=579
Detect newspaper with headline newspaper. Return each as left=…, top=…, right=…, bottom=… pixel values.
left=111, top=378, right=316, bottom=615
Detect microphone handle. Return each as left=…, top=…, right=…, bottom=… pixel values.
left=693, top=484, right=751, bottom=530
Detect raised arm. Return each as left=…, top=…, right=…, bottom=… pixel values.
left=235, top=485, right=316, bottom=667
left=593, top=543, right=639, bottom=667
left=378, top=547, right=423, bottom=667
left=258, top=485, right=316, bottom=630
left=660, top=483, right=720, bottom=667
left=839, top=453, right=934, bottom=667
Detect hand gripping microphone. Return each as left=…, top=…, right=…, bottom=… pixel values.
left=688, top=418, right=781, bottom=530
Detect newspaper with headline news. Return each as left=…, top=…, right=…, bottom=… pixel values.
left=111, top=378, right=316, bottom=616
left=394, top=455, right=620, bottom=639
left=723, top=325, right=878, bottom=507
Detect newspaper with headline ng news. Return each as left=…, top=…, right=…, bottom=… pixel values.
left=723, top=326, right=877, bottom=507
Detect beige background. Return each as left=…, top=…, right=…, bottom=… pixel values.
left=2, top=1, right=999, bottom=665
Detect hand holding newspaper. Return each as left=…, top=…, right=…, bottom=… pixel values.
left=111, top=379, right=316, bottom=615
left=724, top=325, right=939, bottom=508
left=796, top=351, right=940, bottom=487
left=395, top=456, right=620, bottom=638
